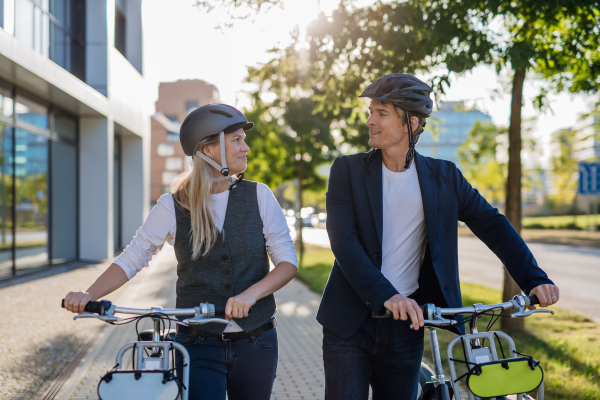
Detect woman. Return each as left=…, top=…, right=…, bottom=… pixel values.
left=63, top=103, right=298, bottom=400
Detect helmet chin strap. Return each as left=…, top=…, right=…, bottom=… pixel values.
left=195, top=131, right=237, bottom=185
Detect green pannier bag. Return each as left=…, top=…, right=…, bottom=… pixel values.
left=466, top=357, right=543, bottom=398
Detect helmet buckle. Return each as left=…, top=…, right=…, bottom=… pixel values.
left=220, top=168, right=230, bottom=176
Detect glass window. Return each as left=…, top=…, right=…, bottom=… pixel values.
left=0, top=124, right=13, bottom=278
left=115, top=5, right=126, bottom=56
left=54, top=113, right=77, bottom=141
left=16, top=95, right=48, bottom=128
left=166, top=132, right=179, bottom=142
left=15, top=129, right=48, bottom=272
left=50, top=140, right=76, bottom=262
left=185, top=101, right=199, bottom=111
left=0, top=85, right=13, bottom=119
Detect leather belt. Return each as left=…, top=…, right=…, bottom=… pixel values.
left=177, top=320, right=276, bottom=341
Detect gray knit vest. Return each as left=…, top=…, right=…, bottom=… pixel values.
left=173, top=180, right=276, bottom=335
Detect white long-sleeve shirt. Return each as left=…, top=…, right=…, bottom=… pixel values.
left=114, top=183, right=298, bottom=279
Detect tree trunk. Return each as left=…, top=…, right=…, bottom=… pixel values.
left=501, top=69, right=526, bottom=332
left=296, top=159, right=304, bottom=265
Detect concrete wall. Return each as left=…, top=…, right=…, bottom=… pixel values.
left=79, top=116, right=114, bottom=261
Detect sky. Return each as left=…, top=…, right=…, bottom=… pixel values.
left=142, top=0, right=597, bottom=167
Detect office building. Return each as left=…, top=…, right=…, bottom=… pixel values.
left=418, top=101, right=492, bottom=164
left=0, top=0, right=152, bottom=278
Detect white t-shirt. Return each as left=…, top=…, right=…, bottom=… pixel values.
left=381, top=163, right=427, bottom=297
left=114, top=182, right=297, bottom=332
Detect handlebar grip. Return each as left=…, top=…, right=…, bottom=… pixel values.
left=212, top=305, right=252, bottom=317
left=61, top=299, right=111, bottom=314
left=84, top=300, right=112, bottom=314
left=214, top=305, right=227, bottom=317
left=528, top=295, right=540, bottom=306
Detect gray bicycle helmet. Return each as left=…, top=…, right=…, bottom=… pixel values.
left=359, top=73, right=433, bottom=116
left=360, top=74, right=433, bottom=169
left=180, top=103, right=253, bottom=156
left=179, top=103, right=253, bottom=184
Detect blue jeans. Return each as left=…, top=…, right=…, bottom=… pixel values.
left=174, top=328, right=278, bottom=400
left=323, top=315, right=424, bottom=400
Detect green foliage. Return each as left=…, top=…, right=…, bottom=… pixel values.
left=458, top=120, right=508, bottom=204
left=244, top=95, right=336, bottom=191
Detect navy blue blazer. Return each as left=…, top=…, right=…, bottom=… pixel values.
left=317, top=150, right=553, bottom=339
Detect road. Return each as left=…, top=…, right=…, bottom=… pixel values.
left=296, top=228, right=600, bottom=322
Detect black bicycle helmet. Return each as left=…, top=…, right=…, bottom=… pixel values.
left=359, top=73, right=433, bottom=116
left=360, top=74, right=433, bottom=169
left=179, top=103, right=254, bottom=156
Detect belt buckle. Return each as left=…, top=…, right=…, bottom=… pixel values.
left=221, top=332, right=230, bottom=341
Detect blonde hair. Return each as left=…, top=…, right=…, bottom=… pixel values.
left=170, top=134, right=221, bottom=260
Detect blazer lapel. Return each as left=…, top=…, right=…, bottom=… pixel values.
left=364, top=150, right=383, bottom=246
left=415, top=152, right=438, bottom=253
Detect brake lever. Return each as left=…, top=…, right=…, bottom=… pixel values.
left=511, top=308, right=555, bottom=318
left=73, top=314, right=122, bottom=322
left=183, top=317, right=232, bottom=326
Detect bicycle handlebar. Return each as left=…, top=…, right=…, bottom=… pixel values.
left=411, top=294, right=552, bottom=329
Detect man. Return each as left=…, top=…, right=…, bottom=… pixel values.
left=317, top=73, right=560, bottom=400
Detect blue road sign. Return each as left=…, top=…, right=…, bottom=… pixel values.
left=579, top=162, right=600, bottom=196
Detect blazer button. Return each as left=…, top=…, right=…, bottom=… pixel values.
left=374, top=253, right=381, bottom=259
left=219, top=242, right=225, bottom=247
left=223, top=269, right=230, bottom=275
left=221, top=254, right=229, bottom=261
left=224, top=284, right=231, bottom=290
left=366, top=301, right=372, bottom=308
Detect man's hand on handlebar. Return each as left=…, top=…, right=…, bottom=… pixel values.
left=384, top=294, right=424, bottom=330
left=63, top=291, right=92, bottom=314
left=528, top=284, right=560, bottom=310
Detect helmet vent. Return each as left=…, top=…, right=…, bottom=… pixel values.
left=209, top=109, right=233, bottom=118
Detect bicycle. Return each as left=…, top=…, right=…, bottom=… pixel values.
left=413, top=294, right=554, bottom=400
left=61, top=299, right=231, bottom=400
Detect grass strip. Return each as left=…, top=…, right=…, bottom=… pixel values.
left=297, top=244, right=600, bottom=400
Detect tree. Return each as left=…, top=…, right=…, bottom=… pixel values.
left=243, top=95, right=336, bottom=262
left=458, top=120, right=508, bottom=205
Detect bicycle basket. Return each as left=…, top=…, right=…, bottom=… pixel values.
left=466, top=357, right=543, bottom=398
left=97, top=370, right=181, bottom=400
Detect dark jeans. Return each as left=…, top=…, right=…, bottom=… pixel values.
left=323, top=316, right=424, bottom=400
left=174, top=328, right=278, bottom=400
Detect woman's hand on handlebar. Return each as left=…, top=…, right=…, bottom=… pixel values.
left=64, top=291, right=92, bottom=314
left=528, top=284, right=560, bottom=310
left=384, top=294, right=424, bottom=330
left=225, top=291, right=258, bottom=320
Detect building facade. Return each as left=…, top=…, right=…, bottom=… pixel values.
left=417, top=101, right=492, bottom=164
left=151, top=80, right=218, bottom=203
left=0, top=0, right=151, bottom=279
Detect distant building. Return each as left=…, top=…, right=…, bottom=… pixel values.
left=0, top=0, right=152, bottom=279
left=151, top=80, right=219, bottom=203
left=417, top=101, right=492, bottom=164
